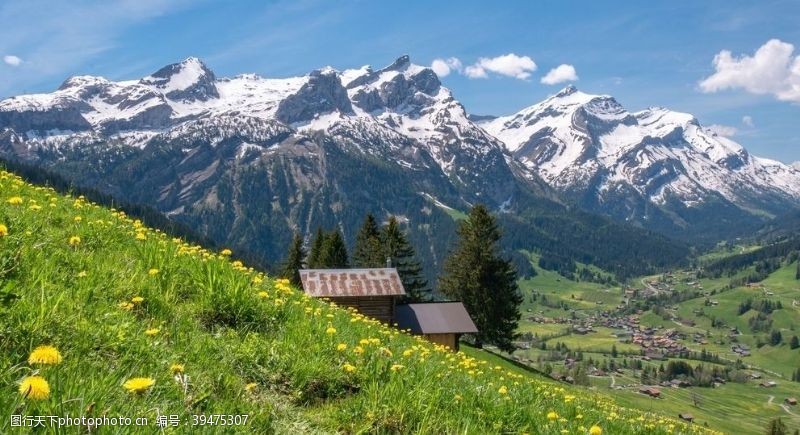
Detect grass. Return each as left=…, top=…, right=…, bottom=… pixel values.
left=0, top=169, right=714, bottom=434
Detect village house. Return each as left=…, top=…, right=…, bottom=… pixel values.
left=639, top=387, right=661, bottom=398
left=300, top=268, right=405, bottom=323
left=785, top=398, right=797, bottom=406
left=394, top=302, right=478, bottom=352
left=678, top=413, right=694, bottom=423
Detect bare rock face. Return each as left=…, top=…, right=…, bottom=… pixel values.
left=275, top=70, right=353, bottom=124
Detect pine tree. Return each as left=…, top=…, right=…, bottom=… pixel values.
left=352, top=214, right=385, bottom=268
left=796, top=259, right=800, bottom=280
left=790, top=335, right=799, bottom=350
left=383, top=216, right=430, bottom=302
left=766, top=417, right=787, bottom=435
left=307, top=227, right=325, bottom=268
left=319, top=229, right=349, bottom=268
left=439, top=204, right=522, bottom=352
left=280, top=232, right=305, bottom=286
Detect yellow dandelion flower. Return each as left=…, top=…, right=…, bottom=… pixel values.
left=0, top=224, right=8, bottom=237
left=28, top=345, right=63, bottom=365
left=498, top=386, right=508, bottom=395
left=402, top=349, right=414, bottom=357
left=390, top=364, right=404, bottom=372
left=144, top=328, right=160, bottom=336
left=118, top=302, right=134, bottom=310
left=589, top=426, right=603, bottom=435
left=7, top=196, right=23, bottom=205
left=342, top=363, right=356, bottom=373
left=353, top=346, right=364, bottom=355
left=123, top=377, right=155, bottom=394
left=454, top=394, right=462, bottom=402
left=148, top=268, right=159, bottom=276
left=74, top=216, right=82, bottom=222
left=170, top=364, right=185, bottom=374
left=244, top=382, right=258, bottom=392
left=359, top=338, right=370, bottom=346
left=18, top=375, right=50, bottom=400
left=231, top=260, right=243, bottom=268
left=336, top=343, right=348, bottom=351
left=76, top=270, right=88, bottom=278
left=257, top=291, right=269, bottom=299
left=135, top=233, right=147, bottom=241
left=220, top=249, right=232, bottom=256
left=131, top=296, right=144, bottom=303
left=68, top=235, right=81, bottom=246
left=547, top=411, right=559, bottom=421
left=325, top=326, right=337, bottom=335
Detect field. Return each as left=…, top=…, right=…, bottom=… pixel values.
left=0, top=169, right=710, bottom=434
left=509, top=250, right=800, bottom=434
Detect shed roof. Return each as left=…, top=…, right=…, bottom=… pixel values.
left=394, top=302, right=478, bottom=334
left=300, top=268, right=406, bottom=297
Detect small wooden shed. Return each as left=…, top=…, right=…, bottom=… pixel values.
left=299, top=268, right=405, bottom=323
left=394, top=302, right=478, bottom=351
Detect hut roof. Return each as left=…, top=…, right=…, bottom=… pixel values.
left=299, top=268, right=406, bottom=297
left=395, top=302, right=478, bottom=334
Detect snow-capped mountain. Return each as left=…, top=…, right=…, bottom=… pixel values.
left=2, top=56, right=684, bottom=279
left=480, top=86, right=800, bottom=241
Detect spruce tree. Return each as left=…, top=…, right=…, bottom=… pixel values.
left=319, top=229, right=349, bottom=268
left=307, top=227, right=325, bottom=268
left=280, top=232, right=306, bottom=286
left=766, top=417, right=787, bottom=435
left=439, top=204, right=522, bottom=352
left=352, top=214, right=385, bottom=268
left=790, top=335, right=800, bottom=350
left=383, top=216, right=430, bottom=302
left=796, top=259, right=800, bottom=280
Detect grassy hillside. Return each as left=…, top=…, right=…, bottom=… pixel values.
left=0, top=169, right=712, bottom=434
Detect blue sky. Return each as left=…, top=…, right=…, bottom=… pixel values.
left=1, top=0, right=799, bottom=163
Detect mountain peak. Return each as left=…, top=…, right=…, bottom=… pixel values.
left=555, top=85, right=578, bottom=97
left=142, top=57, right=218, bottom=101
left=384, top=55, right=411, bottom=71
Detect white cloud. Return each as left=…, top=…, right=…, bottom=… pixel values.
left=742, top=115, right=754, bottom=127
left=430, top=57, right=462, bottom=77
left=699, top=39, right=800, bottom=103
left=707, top=124, right=738, bottom=137
left=540, top=64, right=578, bottom=85
left=3, top=55, right=21, bottom=66
left=464, top=53, right=537, bottom=80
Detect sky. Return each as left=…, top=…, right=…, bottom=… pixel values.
left=1, top=0, right=799, bottom=163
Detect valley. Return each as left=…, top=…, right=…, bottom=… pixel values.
left=495, top=246, right=800, bottom=434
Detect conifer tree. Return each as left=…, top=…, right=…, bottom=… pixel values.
left=439, top=204, right=522, bottom=351
left=319, top=229, right=349, bottom=268
left=307, top=227, right=325, bottom=268
left=383, top=216, right=430, bottom=302
left=280, top=232, right=305, bottom=286
left=352, top=214, right=385, bottom=268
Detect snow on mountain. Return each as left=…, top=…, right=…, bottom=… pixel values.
left=480, top=85, right=800, bottom=212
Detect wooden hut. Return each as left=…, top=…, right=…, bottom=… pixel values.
left=394, top=302, right=478, bottom=351
left=299, top=268, right=405, bottom=323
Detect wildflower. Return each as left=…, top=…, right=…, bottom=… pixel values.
left=498, top=385, right=508, bottom=395
left=7, top=196, right=23, bottom=205
left=0, top=224, right=7, bottom=237
left=257, top=291, right=269, bottom=298
left=131, top=296, right=144, bottom=304
left=144, top=328, right=160, bottom=336
left=342, top=363, right=356, bottom=373
left=232, top=260, right=243, bottom=268
left=336, top=343, right=348, bottom=352
left=589, top=426, right=603, bottom=435
left=135, top=233, right=147, bottom=241
left=454, top=394, right=462, bottom=402
left=170, top=364, right=185, bottom=374
left=18, top=376, right=50, bottom=400
left=118, top=302, right=134, bottom=310
left=68, top=236, right=81, bottom=246
left=220, top=249, right=232, bottom=256
left=123, top=377, right=155, bottom=394
left=390, top=364, right=405, bottom=372
left=76, top=270, right=88, bottom=278
left=244, top=382, right=258, bottom=392
left=325, top=326, right=337, bottom=335
left=28, top=345, right=63, bottom=366
left=547, top=411, right=559, bottom=421
left=402, top=349, right=414, bottom=357
left=148, top=268, right=159, bottom=276
left=74, top=216, right=82, bottom=222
